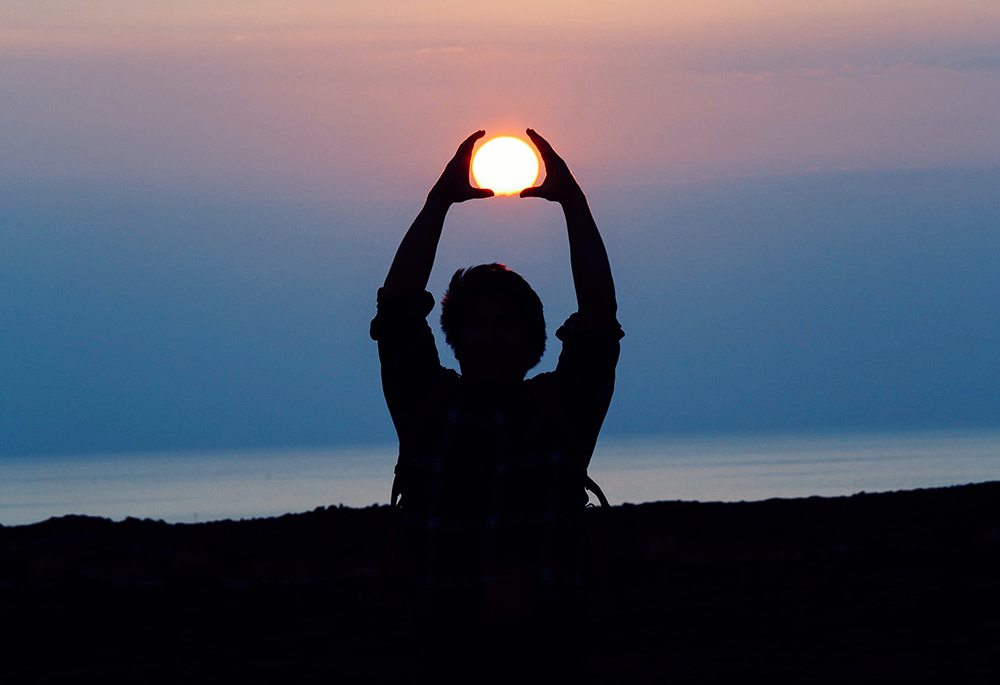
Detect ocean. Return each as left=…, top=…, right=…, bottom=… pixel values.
left=2, top=430, right=998, bottom=526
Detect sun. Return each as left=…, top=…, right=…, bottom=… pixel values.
left=472, top=136, right=540, bottom=196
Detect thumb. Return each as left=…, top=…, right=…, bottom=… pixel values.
left=519, top=185, right=543, bottom=198
left=473, top=187, right=495, bottom=199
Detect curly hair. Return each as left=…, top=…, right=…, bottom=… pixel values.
left=440, top=263, right=546, bottom=371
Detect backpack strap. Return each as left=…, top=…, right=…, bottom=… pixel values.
left=585, top=474, right=611, bottom=510
left=532, top=379, right=611, bottom=509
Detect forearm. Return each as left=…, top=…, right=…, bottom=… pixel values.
left=518, top=129, right=617, bottom=320
left=382, top=131, right=492, bottom=294
left=563, top=192, right=617, bottom=320
left=382, top=195, right=450, bottom=296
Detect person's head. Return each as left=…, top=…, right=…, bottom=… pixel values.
left=441, top=264, right=546, bottom=384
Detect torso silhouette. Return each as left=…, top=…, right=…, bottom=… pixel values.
left=372, top=289, right=622, bottom=627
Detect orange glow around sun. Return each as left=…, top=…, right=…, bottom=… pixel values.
left=472, top=136, right=540, bottom=195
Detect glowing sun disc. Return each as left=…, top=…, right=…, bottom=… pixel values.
left=472, top=136, right=540, bottom=196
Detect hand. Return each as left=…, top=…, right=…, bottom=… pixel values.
left=428, top=130, right=495, bottom=206
left=520, top=128, right=584, bottom=204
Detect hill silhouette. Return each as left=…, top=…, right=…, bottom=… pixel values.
left=2, top=482, right=998, bottom=682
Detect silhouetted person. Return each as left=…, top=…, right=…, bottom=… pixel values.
left=371, top=129, right=621, bottom=679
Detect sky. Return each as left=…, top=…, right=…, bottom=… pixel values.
left=2, top=1, right=999, bottom=456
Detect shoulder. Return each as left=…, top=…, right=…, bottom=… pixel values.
left=370, top=288, right=437, bottom=340
left=555, top=312, right=624, bottom=344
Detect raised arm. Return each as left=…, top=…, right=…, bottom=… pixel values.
left=520, top=129, right=617, bottom=321
left=383, top=131, right=494, bottom=296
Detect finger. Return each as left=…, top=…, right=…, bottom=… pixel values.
left=456, top=187, right=494, bottom=203
left=525, top=128, right=554, bottom=156
left=458, top=130, right=486, bottom=156
left=464, top=129, right=486, bottom=145
left=519, top=185, right=544, bottom=199
left=526, top=129, right=568, bottom=175
left=456, top=131, right=485, bottom=172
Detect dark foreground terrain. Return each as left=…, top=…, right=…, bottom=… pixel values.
left=3, top=482, right=999, bottom=683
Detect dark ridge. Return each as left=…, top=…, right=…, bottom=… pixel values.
left=3, top=483, right=998, bottom=682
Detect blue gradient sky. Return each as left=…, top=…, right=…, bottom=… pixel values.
left=2, top=2, right=999, bottom=456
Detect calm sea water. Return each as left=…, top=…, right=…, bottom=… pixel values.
left=2, top=430, right=998, bottom=526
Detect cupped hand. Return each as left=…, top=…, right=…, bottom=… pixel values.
left=428, top=130, right=495, bottom=206
left=519, top=129, right=584, bottom=204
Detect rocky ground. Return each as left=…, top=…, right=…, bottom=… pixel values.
left=3, top=482, right=998, bottom=683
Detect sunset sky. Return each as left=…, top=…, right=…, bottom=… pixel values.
left=2, top=1, right=999, bottom=456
